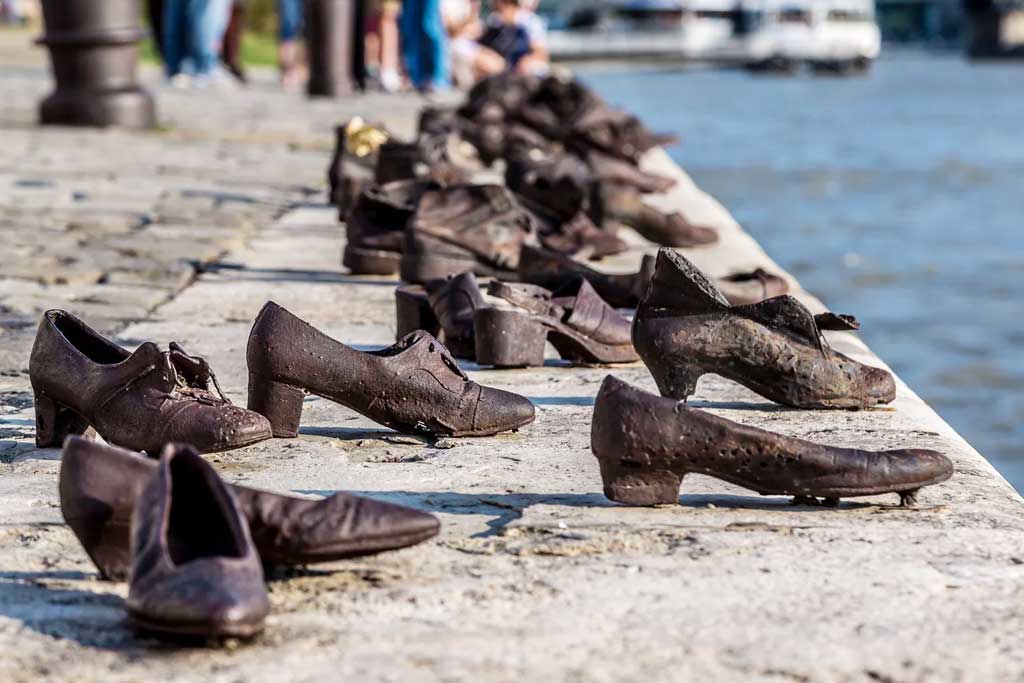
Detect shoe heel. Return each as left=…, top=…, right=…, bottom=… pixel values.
left=34, top=393, right=89, bottom=448
left=399, top=252, right=479, bottom=284
left=395, top=287, right=440, bottom=339
left=473, top=308, right=548, bottom=368
left=247, top=375, right=305, bottom=438
left=343, top=245, right=401, bottom=276
left=598, top=459, right=682, bottom=506
left=650, top=361, right=703, bottom=401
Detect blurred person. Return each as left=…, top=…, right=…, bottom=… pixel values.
left=0, top=0, right=24, bottom=25
left=476, top=0, right=548, bottom=77
left=148, top=0, right=166, bottom=58
left=444, top=0, right=494, bottom=87
left=164, top=0, right=233, bottom=86
left=365, top=1, right=403, bottom=91
left=278, top=0, right=306, bottom=90
left=401, top=0, right=450, bottom=92
left=221, top=0, right=248, bottom=83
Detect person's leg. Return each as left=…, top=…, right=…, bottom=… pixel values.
left=148, top=0, right=166, bottom=58
left=379, top=0, right=401, bottom=91
left=221, top=1, right=247, bottom=82
left=163, top=0, right=188, bottom=76
left=191, top=0, right=230, bottom=76
left=277, top=0, right=302, bottom=87
left=399, top=0, right=423, bottom=88
left=420, top=0, right=449, bottom=89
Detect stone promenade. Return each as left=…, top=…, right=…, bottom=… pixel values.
left=1, top=32, right=1023, bottom=682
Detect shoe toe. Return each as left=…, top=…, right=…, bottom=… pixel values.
left=473, top=386, right=535, bottom=435
left=194, top=405, right=273, bottom=453
left=888, top=448, right=954, bottom=486
left=861, top=365, right=896, bottom=405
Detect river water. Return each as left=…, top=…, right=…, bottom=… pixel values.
left=582, top=52, right=1024, bottom=492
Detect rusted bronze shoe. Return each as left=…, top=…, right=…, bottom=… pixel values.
left=505, top=149, right=627, bottom=260
left=127, top=445, right=269, bottom=639
left=328, top=118, right=390, bottom=215
left=518, top=245, right=652, bottom=309
left=474, top=279, right=639, bottom=367
left=376, top=133, right=468, bottom=186
left=400, top=184, right=535, bottom=284
left=343, top=179, right=434, bottom=276
left=247, top=302, right=535, bottom=437
left=395, top=272, right=485, bottom=359
left=592, top=376, right=953, bottom=506
left=717, top=268, right=790, bottom=306
left=59, top=436, right=441, bottom=580
left=584, top=148, right=677, bottom=195
left=599, top=185, right=718, bottom=248
left=30, top=310, right=271, bottom=455
left=633, top=249, right=895, bottom=408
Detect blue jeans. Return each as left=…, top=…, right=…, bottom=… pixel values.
left=278, top=0, right=302, bottom=41
left=400, top=0, right=449, bottom=90
left=164, top=0, right=231, bottom=77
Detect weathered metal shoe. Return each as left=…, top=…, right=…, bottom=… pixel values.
left=633, top=249, right=895, bottom=408
left=518, top=245, right=652, bottom=309
left=343, top=179, right=434, bottom=276
left=400, top=184, right=536, bottom=284
left=30, top=310, right=272, bottom=455
left=395, top=272, right=485, bottom=359
left=505, top=149, right=627, bottom=260
left=59, top=436, right=441, bottom=580
left=247, top=302, right=535, bottom=436
left=474, top=279, right=639, bottom=367
left=592, top=376, right=953, bottom=507
left=127, top=445, right=269, bottom=638
left=717, top=268, right=790, bottom=306
left=375, top=133, right=468, bottom=186
left=328, top=118, right=390, bottom=215
left=584, top=148, right=677, bottom=195
left=599, top=185, right=718, bottom=248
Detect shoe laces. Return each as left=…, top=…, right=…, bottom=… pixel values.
left=100, top=343, right=229, bottom=410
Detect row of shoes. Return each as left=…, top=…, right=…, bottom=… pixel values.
left=328, top=73, right=727, bottom=289
left=33, top=74, right=956, bottom=642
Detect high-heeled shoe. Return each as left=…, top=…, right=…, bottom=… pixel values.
left=633, top=249, right=894, bottom=409
left=247, top=302, right=535, bottom=437
left=394, top=272, right=485, bottom=360
left=591, top=376, right=953, bottom=507
left=29, top=310, right=271, bottom=455
left=474, top=278, right=638, bottom=367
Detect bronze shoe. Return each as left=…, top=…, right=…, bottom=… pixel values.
left=474, top=279, right=639, bottom=367
left=30, top=310, right=272, bottom=455
left=343, top=179, right=435, bottom=276
left=395, top=272, right=485, bottom=360
left=247, top=302, right=535, bottom=437
left=592, top=376, right=953, bottom=507
left=518, top=245, right=652, bottom=309
left=328, top=119, right=389, bottom=215
left=59, top=436, right=441, bottom=580
left=633, top=249, right=895, bottom=408
left=400, top=184, right=535, bottom=284
left=127, top=445, right=269, bottom=639
left=598, top=185, right=718, bottom=248
left=717, top=268, right=790, bottom=306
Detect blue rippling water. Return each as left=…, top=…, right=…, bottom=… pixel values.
left=582, top=52, right=1024, bottom=491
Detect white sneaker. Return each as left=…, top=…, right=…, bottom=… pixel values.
left=169, top=73, right=192, bottom=89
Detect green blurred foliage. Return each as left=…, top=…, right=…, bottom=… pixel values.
left=246, top=0, right=280, bottom=36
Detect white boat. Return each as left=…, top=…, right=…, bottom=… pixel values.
left=543, top=0, right=882, bottom=72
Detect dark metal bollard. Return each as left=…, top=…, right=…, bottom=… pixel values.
left=305, top=0, right=365, bottom=97
left=37, top=0, right=156, bottom=129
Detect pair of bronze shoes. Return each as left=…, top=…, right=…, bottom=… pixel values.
left=61, top=437, right=439, bottom=638
left=395, top=272, right=638, bottom=367
left=30, top=304, right=534, bottom=456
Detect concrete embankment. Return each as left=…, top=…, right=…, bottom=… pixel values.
left=0, top=53, right=1023, bottom=681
